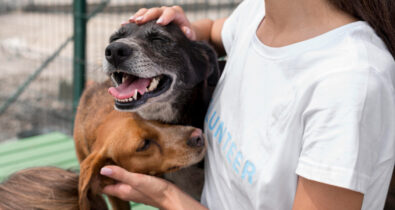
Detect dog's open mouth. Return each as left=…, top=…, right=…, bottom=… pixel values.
left=108, top=71, right=172, bottom=109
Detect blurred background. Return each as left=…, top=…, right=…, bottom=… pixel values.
left=0, top=0, right=241, bottom=142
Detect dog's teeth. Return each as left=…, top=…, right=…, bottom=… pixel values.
left=111, top=74, right=119, bottom=87
left=115, top=97, right=134, bottom=103
left=122, top=74, right=128, bottom=83
left=133, top=90, right=138, bottom=100
left=148, top=77, right=160, bottom=91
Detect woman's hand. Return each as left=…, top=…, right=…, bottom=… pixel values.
left=127, top=6, right=196, bottom=40
left=124, top=6, right=226, bottom=59
left=100, top=165, right=207, bottom=210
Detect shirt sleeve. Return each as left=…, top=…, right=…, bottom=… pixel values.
left=296, top=68, right=395, bottom=194
left=221, top=0, right=252, bottom=54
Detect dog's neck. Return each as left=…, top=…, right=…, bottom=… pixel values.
left=137, top=101, right=182, bottom=124
left=136, top=86, right=208, bottom=127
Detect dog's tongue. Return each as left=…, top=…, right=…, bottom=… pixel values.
left=108, top=77, right=151, bottom=99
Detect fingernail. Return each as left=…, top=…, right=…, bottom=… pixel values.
left=135, top=16, right=143, bottom=21
left=129, top=15, right=135, bottom=20
left=156, top=17, right=163, bottom=24
left=100, top=167, right=113, bottom=176
left=184, top=27, right=191, bottom=36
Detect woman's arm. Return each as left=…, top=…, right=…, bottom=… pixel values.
left=293, top=176, right=364, bottom=210
left=190, top=18, right=226, bottom=56
left=100, top=166, right=208, bottom=210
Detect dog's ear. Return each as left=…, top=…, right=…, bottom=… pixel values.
left=192, top=42, right=221, bottom=87
left=79, top=151, right=108, bottom=210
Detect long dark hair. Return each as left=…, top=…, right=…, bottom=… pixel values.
left=328, top=0, right=395, bottom=58
left=0, top=167, right=107, bottom=210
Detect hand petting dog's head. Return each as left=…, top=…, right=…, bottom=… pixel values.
left=103, top=21, right=219, bottom=123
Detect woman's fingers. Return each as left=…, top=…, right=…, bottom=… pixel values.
left=159, top=7, right=195, bottom=39
left=156, top=7, right=177, bottom=25
left=129, top=7, right=177, bottom=25
left=102, top=183, right=133, bottom=200
left=100, top=165, right=138, bottom=186
left=137, top=7, right=164, bottom=24
left=129, top=8, right=148, bottom=22
left=100, top=165, right=166, bottom=192
left=103, top=182, right=155, bottom=205
left=100, top=165, right=172, bottom=207
left=181, top=25, right=196, bottom=40
left=126, top=6, right=195, bottom=40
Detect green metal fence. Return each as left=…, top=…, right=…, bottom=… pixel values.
left=0, top=0, right=241, bottom=142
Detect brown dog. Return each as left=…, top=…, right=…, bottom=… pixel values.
left=73, top=81, right=206, bottom=210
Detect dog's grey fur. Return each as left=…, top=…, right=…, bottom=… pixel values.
left=103, top=21, right=220, bottom=127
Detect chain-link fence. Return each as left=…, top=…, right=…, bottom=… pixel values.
left=0, top=0, right=241, bottom=142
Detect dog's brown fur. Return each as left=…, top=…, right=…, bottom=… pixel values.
left=74, top=81, right=206, bottom=210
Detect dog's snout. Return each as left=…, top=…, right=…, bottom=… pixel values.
left=187, top=129, right=205, bottom=148
left=105, top=42, right=132, bottom=67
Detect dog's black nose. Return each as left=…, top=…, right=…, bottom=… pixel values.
left=105, top=42, right=132, bottom=67
left=187, top=129, right=205, bottom=148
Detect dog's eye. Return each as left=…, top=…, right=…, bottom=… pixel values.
left=136, top=139, right=152, bottom=152
left=150, top=36, right=168, bottom=44
left=146, top=32, right=169, bottom=44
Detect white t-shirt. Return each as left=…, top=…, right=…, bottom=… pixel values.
left=200, top=0, right=395, bottom=209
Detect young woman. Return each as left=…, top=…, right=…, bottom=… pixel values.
left=99, top=0, right=395, bottom=209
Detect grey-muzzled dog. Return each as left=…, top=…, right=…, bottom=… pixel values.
left=103, top=21, right=220, bottom=128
